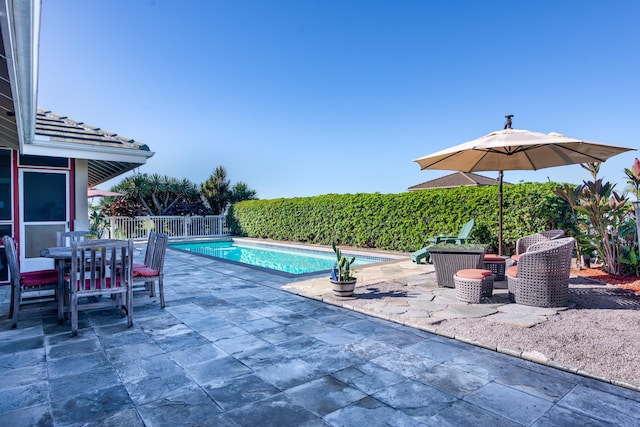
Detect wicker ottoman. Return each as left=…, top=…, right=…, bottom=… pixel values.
left=483, top=254, right=506, bottom=281
left=454, top=269, right=494, bottom=303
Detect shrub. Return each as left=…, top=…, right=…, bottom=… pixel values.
left=228, top=182, right=575, bottom=254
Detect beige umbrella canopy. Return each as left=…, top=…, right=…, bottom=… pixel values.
left=414, top=118, right=637, bottom=255
left=88, top=187, right=123, bottom=198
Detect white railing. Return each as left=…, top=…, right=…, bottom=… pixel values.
left=105, top=215, right=230, bottom=239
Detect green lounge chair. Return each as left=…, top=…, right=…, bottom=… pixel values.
left=428, top=218, right=475, bottom=245
left=411, top=219, right=475, bottom=264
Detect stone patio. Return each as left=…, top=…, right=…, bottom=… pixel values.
left=1, top=246, right=639, bottom=426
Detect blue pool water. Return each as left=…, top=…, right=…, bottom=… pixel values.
left=168, top=240, right=392, bottom=275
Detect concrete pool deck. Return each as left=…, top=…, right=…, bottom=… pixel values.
left=1, top=247, right=639, bottom=425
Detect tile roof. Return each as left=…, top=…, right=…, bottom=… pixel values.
left=35, top=109, right=153, bottom=186
left=408, top=171, right=507, bottom=191
left=35, top=109, right=149, bottom=152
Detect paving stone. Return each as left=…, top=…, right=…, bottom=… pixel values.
left=497, top=304, right=561, bottom=316
left=286, top=376, right=367, bottom=417
left=415, top=363, right=489, bottom=399
left=324, top=396, right=423, bottom=427
left=465, top=382, right=554, bottom=425
left=202, top=373, right=281, bottom=411
left=0, top=362, right=48, bottom=389
left=0, top=382, right=49, bottom=416
left=377, top=305, right=409, bottom=314
left=311, top=326, right=363, bottom=346
left=340, top=337, right=398, bottom=360
left=407, top=299, right=447, bottom=311
left=113, top=352, right=186, bottom=383
left=487, top=312, right=548, bottom=327
left=531, top=404, right=612, bottom=427
left=225, top=393, right=324, bottom=426
left=433, top=304, right=498, bottom=319
left=0, top=347, right=44, bottom=370
left=51, top=384, right=134, bottom=426
left=255, top=358, right=321, bottom=390
left=123, top=372, right=194, bottom=405
left=166, top=342, right=228, bottom=367
left=425, top=399, right=521, bottom=426
left=0, top=403, right=53, bottom=427
left=557, top=383, right=640, bottom=425
left=49, top=366, right=121, bottom=402
left=373, top=350, right=439, bottom=378
left=332, top=362, right=407, bottom=395
left=373, top=379, right=457, bottom=421
left=404, top=338, right=473, bottom=364
left=491, top=362, right=577, bottom=402
left=46, top=337, right=102, bottom=360
left=186, top=355, right=252, bottom=384
left=137, top=386, right=223, bottom=426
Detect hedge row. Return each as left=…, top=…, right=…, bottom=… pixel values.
left=227, top=182, right=576, bottom=254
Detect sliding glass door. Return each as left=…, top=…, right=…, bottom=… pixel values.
left=19, top=169, right=69, bottom=271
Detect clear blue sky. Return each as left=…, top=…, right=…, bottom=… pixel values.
left=37, top=0, right=640, bottom=199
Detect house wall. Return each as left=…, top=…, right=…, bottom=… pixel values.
left=74, top=159, right=89, bottom=231
left=0, top=148, right=84, bottom=277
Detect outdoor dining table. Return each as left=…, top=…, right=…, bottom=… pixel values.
left=40, top=239, right=127, bottom=323
left=40, top=246, right=75, bottom=323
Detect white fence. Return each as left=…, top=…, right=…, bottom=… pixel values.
left=105, top=215, right=230, bottom=239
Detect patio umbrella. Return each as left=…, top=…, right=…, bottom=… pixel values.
left=88, top=187, right=123, bottom=198
left=413, top=117, right=637, bottom=255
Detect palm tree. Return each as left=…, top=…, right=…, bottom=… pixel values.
left=201, top=166, right=231, bottom=214
left=231, top=181, right=258, bottom=203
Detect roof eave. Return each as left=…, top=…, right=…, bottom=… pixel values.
left=0, top=0, right=39, bottom=150
left=28, top=133, right=155, bottom=163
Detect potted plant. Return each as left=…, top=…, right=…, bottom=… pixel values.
left=330, top=242, right=357, bottom=297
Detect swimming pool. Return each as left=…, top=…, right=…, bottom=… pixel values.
left=168, top=239, right=394, bottom=276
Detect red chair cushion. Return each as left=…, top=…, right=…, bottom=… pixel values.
left=133, top=266, right=159, bottom=277
left=511, top=254, right=521, bottom=262
left=484, top=254, right=506, bottom=263
left=20, top=269, right=59, bottom=286
left=506, top=266, right=518, bottom=278
left=456, top=269, right=492, bottom=280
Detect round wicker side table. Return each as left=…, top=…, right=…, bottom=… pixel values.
left=483, top=254, right=506, bottom=281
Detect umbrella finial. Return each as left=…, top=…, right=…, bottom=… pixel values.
left=504, top=115, right=514, bottom=129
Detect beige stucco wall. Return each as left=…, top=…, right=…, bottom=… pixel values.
left=74, top=159, right=89, bottom=231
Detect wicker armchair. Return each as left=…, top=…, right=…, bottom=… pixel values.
left=506, top=237, right=575, bottom=307
left=512, top=229, right=565, bottom=261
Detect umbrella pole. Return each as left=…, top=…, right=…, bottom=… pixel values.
left=498, top=171, right=503, bottom=256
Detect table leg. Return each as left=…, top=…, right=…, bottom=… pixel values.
left=57, top=259, right=65, bottom=324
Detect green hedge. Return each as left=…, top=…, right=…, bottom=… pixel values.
left=227, top=182, right=576, bottom=254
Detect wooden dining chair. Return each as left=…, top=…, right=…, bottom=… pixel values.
left=68, top=239, right=134, bottom=336
left=3, top=235, right=59, bottom=329
left=132, top=232, right=168, bottom=308
left=56, top=230, right=90, bottom=247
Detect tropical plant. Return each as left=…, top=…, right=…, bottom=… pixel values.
left=110, top=173, right=200, bottom=216
left=555, top=163, right=631, bottom=274
left=88, top=207, right=109, bottom=238
left=553, top=183, right=587, bottom=268
left=624, top=157, right=640, bottom=200
left=231, top=181, right=258, bottom=203
left=201, top=166, right=231, bottom=215
left=331, top=242, right=356, bottom=282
